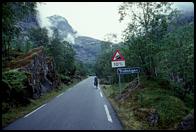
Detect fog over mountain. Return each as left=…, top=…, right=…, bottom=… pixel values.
left=40, top=15, right=104, bottom=64
left=35, top=2, right=193, bottom=64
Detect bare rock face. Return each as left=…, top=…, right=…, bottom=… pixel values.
left=10, top=46, right=60, bottom=99
left=147, top=111, right=159, bottom=127
left=177, top=111, right=194, bottom=130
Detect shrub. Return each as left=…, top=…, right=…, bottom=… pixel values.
left=156, top=78, right=171, bottom=90
left=2, top=69, right=30, bottom=110
left=2, top=69, right=27, bottom=92
left=2, top=102, right=11, bottom=113
left=59, top=74, right=71, bottom=84
left=183, top=94, right=194, bottom=111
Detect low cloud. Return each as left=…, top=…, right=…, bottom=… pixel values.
left=64, top=33, right=75, bottom=44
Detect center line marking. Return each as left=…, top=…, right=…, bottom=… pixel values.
left=100, top=92, right=103, bottom=97
left=104, top=104, right=113, bottom=123
left=57, top=93, right=63, bottom=98
left=24, top=104, right=46, bottom=118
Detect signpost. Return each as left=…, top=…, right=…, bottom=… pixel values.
left=111, top=49, right=125, bottom=96
left=117, top=67, right=141, bottom=96
left=111, top=51, right=141, bottom=96
left=117, top=67, right=140, bottom=74
left=111, top=50, right=125, bottom=68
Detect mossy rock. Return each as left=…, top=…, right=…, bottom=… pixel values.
left=156, top=96, right=188, bottom=128
left=137, top=91, right=188, bottom=128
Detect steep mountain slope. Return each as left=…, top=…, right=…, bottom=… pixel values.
left=74, top=36, right=102, bottom=64
left=47, top=15, right=77, bottom=43
left=16, top=9, right=40, bottom=42
left=168, top=9, right=194, bottom=32
left=46, top=15, right=105, bottom=64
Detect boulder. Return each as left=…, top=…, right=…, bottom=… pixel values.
left=147, top=111, right=159, bottom=127
left=177, top=111, right=194, bottom=130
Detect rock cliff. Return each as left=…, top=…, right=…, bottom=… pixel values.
left=7, top=46, right=60, bottom=99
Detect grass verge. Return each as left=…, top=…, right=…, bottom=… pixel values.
left=2, top=76, right=87, bottom=128
left=101, top=77, right=194, bottom=130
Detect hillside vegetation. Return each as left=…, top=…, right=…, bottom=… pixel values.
left=96, top=2, right=194, bottom=130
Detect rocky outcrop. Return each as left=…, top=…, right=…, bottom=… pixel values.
left=115, top=78, right=143, bottom=101
left=16, top=9, right=40, bottom=42
left=177, top=111, right=194, bottom=130
left=8, top=46, right=60, bottom=99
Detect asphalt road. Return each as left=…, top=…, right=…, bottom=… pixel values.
left=4, top=76, right=123, bottom=130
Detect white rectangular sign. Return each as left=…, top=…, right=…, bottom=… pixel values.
left=112, top=61, right=125, bottom=68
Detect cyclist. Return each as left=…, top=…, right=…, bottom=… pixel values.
left=94, top=76, right=98, bottom=89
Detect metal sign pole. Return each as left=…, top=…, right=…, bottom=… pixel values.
left=117, top=67, right=141, bottom=98
left=119, top=73, right=121, bottom=96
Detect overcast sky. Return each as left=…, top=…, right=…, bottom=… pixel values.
left=36, top=2, right=194, bottom=43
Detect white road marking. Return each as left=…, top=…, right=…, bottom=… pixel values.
left=24, top=104, right=46, bottom=118
left=57, top=93, right=63, bottom=98
left=100, top=92, right=103, bottom=97
left=104, top=104, right=113, bottom=123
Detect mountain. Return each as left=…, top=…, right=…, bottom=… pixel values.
left=47, top=15, right=77, bottom=43
left=168, top=8, right=194, bottom=32
left=177, top=9, right=194, bottom=25
left=176, top=10, right=194, bottom=26
left=46, top=15, right=105, bottom=64
left=74, top=36, right=102, bottom=64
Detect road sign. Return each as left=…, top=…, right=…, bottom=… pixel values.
left=111, top=50, right=125, bottom=68
left=117, top=67, right=141, bottom=97
left=117, top=67, right=140, bottom=75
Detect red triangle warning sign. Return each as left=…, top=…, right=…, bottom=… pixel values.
left=112, top=50, right=125, bottom=61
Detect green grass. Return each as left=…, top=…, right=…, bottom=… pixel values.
left=137, top=91, right=188, bottom=128
left=2, top=77, right=87, bottom=128
left=183, top=94, right=194, bottom=111
left=102, top=77, right=194, bottom=130
left=102, top=83, right=128, bottom=98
